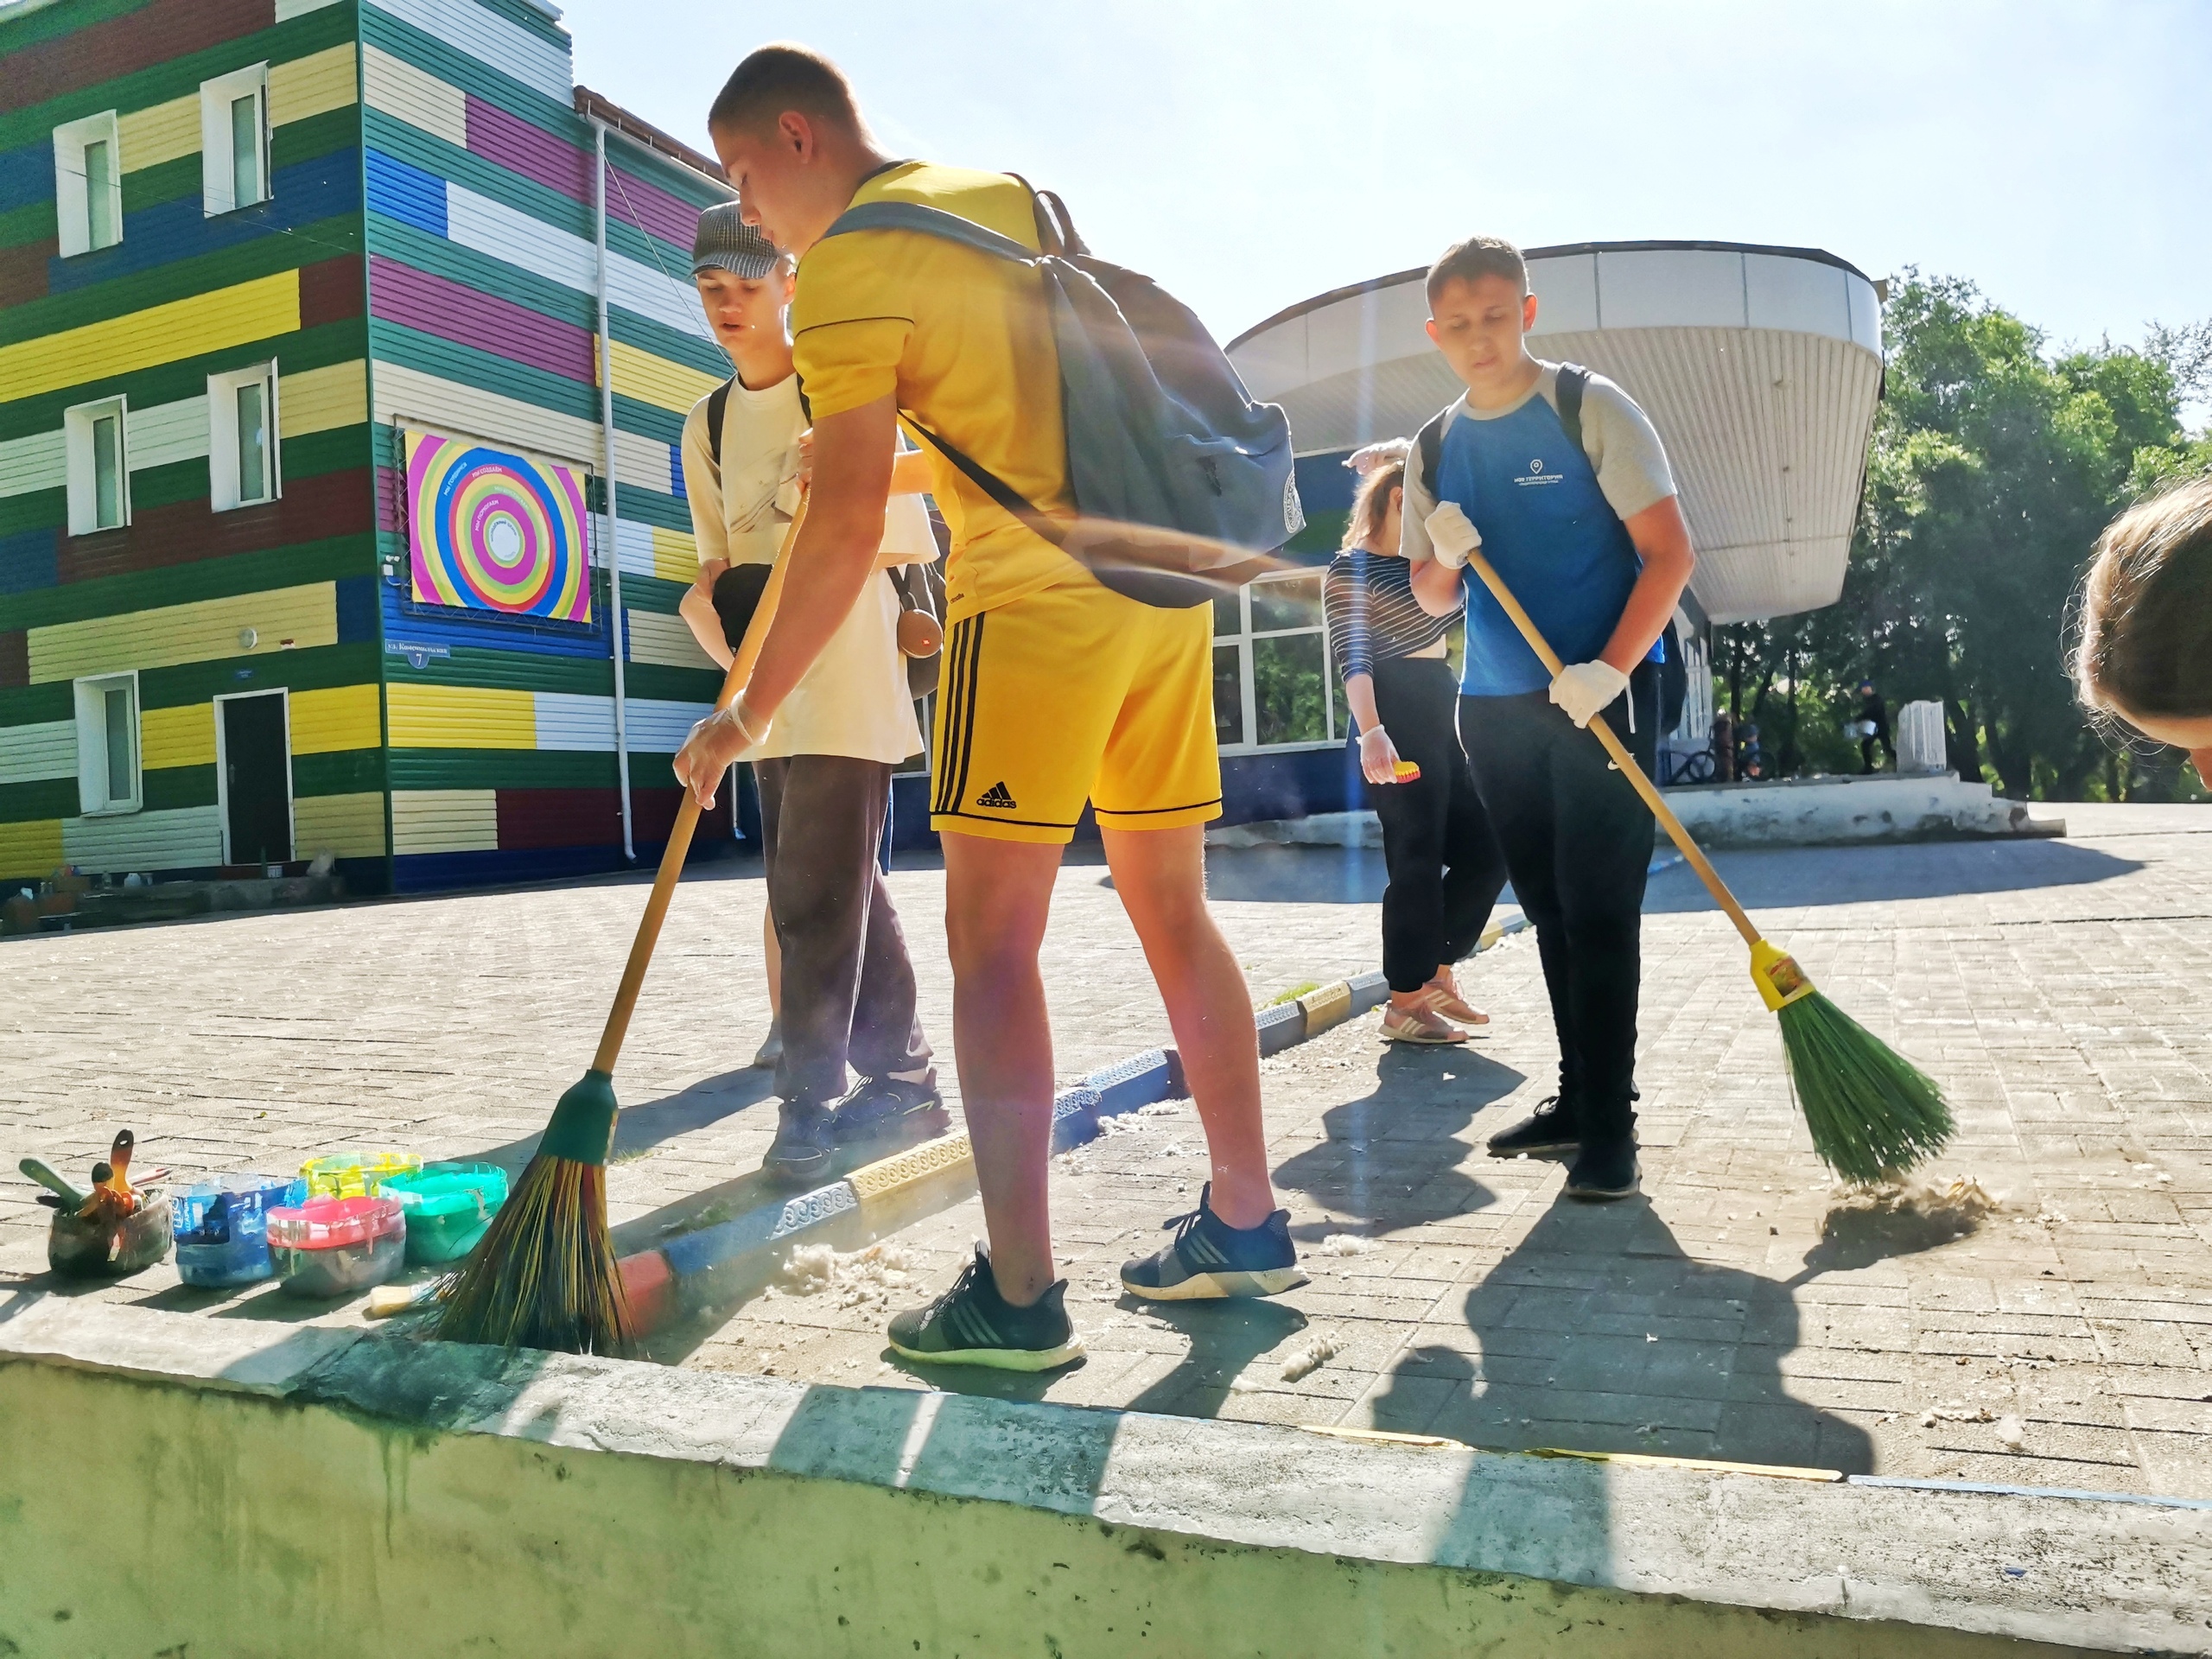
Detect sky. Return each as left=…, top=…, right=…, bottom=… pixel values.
left=563, top=0, right=2210, bottom=418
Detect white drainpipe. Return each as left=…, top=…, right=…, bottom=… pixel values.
left=592, top=120, right=634, bottom=861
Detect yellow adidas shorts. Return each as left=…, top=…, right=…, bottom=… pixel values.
left=931, top=581, right=1222, bottom=844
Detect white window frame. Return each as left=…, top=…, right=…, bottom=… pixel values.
left=53, top=109, right=123, bottom=257
left=213, top=687, right=296, bottom=866
left=73, top=671, right=142, bottom=817
left=63, top=395, right=131, bottom=536
left=200, top=63, right=271, bottom=217
left=1214, top=570, right=1344, bottom=756
left=208, top=361, right=282, bottom=511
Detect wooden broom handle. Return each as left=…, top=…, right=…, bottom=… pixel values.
left=590, top=495, right=807, bottom=1074
left=1459, top=546, right=1762, bottom=949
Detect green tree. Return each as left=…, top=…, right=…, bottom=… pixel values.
left=1792, top=272, right=2200, bottom=800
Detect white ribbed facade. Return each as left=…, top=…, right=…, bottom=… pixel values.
left=1228, top=243, right=1885, bottom=623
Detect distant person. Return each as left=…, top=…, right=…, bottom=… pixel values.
left=1403, top=236, right=1696, bottom=1202
left=676, top=45, right=1304, bottom=1371
left=1853, top=679, right=1893, bottom=772
left=674, top=203, right=945, bottom=1187
left=2075, top=474, right=2212, bottom=791
left=1736, top=721, right=1766, bottom=782
left=1325, top=441, right=1506, bottom=1044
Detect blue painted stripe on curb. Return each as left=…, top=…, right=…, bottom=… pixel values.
left=1845, top=1476, right=2212, bottom=1510
left=1049, top=1085, right=1103, bottom=1154
left=660, top=1181, right=858, bottom=1278
left=1346, top=970, right=1389, bottom=1014
left=1088, top=1048, right=1176, bottom=1118
left=1256, top=1000, right=1306, bottom=1057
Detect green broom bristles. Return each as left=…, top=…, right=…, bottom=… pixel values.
left=1768, top=975, right=1955, bottom=1185
left=435, top=1070, right=632, bottom=1354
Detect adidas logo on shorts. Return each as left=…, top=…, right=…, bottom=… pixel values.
left=976, top=781, right=1018, bottom=810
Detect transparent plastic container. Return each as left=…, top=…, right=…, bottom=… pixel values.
left=172, top=1174, right=308, bottom=1287
left=301, top=1149, right=422, bottom=1199
left=48, top=1189, right=172, bottom=1279
left=269, top=1196, right=406, bottom=1297
left=377, top=1163, right=509, bottom=1266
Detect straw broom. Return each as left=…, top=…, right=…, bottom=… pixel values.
left=1459, top=545, right=1955, bottom=1182
left=436, top=501, right=805, bottom=1352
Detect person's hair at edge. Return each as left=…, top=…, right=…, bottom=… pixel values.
left=1342, top=455, right=1408, bottom=553
left=1425, top=236, right=1528, bottom=308
left=708, top=42, right=868, bottom=139
left=2075, top=472, right=2212, bottom=726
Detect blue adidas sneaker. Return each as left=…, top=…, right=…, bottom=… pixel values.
left=1119, top=1183, right=1309, bottom=1301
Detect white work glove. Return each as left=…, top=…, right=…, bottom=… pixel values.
left=1548, top=660, right=1630, bottom=729
left=1422, top=502, right=1481, bottom=571
left=1357, top=725, right=1404, bottom=787
left=672, top=696, right=772, bottom=809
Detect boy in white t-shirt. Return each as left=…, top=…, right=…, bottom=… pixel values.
left=677, top=203, right=943, bottom=1186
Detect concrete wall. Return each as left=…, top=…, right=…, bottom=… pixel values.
left=3, top=1296, right=2201, bottom=1656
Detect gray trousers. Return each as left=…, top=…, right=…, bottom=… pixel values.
left=754, top=755, right=932, bottom=1107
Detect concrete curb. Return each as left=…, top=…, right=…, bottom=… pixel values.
left=5, top=1294, right=2208, bottom=1653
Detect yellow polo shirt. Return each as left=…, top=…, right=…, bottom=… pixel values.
left=790, top=162, right=1077, bottom=624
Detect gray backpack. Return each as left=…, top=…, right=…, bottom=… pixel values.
left=817, top=182, right=1302, bottom=608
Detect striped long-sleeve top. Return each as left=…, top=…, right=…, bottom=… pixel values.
left=1324, top=549, right=1461, bottom=680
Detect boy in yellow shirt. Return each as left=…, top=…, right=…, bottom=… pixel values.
left=674, top=45, right=1303, bottom=1370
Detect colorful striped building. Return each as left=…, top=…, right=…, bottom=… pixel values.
left=0, top=0, right=742, bottom=896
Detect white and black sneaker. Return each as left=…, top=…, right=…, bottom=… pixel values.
left=1119, top=1184, right=1309, bottom=1302
left=887, top=1247, right=1084, bottom=1372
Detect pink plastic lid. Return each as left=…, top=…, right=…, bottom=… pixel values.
left=267, top=1195, right=404, bottom=1249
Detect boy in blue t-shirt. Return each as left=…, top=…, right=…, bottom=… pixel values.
left=1405, top=236, right=1697, bottom=1201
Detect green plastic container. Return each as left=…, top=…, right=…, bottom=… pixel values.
left=376, top=1163, right=509, bottom=1265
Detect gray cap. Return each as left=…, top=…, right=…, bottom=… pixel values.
left=692, top=201, right=779, bottom=278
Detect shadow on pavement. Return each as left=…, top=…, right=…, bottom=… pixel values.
left=1271, top=1046, right=1522, bottom=1239
left=1372, top=1199, right=1875, bottom=1475
left=1644, top=836, right=2140, bottom=914
left=456, top=1067, right=780, bottom=1177
left=1120, top=1298, right=1310, bottom=1418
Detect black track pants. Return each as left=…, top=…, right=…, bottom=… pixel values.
left=755, top=755, right=932, bottom=1107
left=1367, top=657, right=1509, bottom=994
left=1459, top=666, right=1659, bottom=1144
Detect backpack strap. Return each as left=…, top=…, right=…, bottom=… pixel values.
left=1414, top=408, right=1450, bottom=499
left=705, top=377, right=734, bottom=470
left=818, top=200, right=1040, bottom=264
left=1554, top=362, right=1590, bottom=454
left=901, top=416, right=1065, bottom=550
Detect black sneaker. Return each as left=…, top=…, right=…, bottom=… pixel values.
left=762, top=1098, right=836, bottom=1187
left=1563, top=1139, right=1640, bottom=1201
left=1486, top=1096, right=1580, bottom=1158
left=1120, top=1183, right=1309, bottom=1301
left=831, top=1075, right=950, bottom=1162
left=887, top=1247, right=1084, bottom=1371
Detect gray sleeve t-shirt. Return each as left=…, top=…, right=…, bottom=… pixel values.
left=1399, top=362, right=1675, bottom=562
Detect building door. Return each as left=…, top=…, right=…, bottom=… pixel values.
left=219, top=691, right=292, bottom=866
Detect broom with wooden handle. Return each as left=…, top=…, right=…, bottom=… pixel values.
left=1458, top=544, right=1954, bottom=1183
left=436, top=499, right=806, bottom=1353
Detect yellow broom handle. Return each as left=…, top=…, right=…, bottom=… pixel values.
left=1459, top=546, right=1762, bottom=949
left=590, top=496, right=807, bottom=1073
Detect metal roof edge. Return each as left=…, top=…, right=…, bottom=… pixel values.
left=1227, top=239, right=1875, bottom=353
left=574, top=85, right=730, bottom=186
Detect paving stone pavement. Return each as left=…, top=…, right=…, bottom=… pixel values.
left=7, top=804, right=2212, bottom=1499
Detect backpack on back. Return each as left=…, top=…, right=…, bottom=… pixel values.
left=817, top=184, right=1302, bottom=608
left=1414, top=364, right=1688, bottom=734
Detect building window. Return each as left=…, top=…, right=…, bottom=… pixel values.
left=1211, top=570, right=1345, bottom=753
left=200, top=64, right=270, bottom=216
left=208, top=363, right=280, bottom=510
left=53, top=110, right=123, bottom=256
left=73, top=672, right=141, bottom=816
left=64, top=397, right=130, bottom=535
